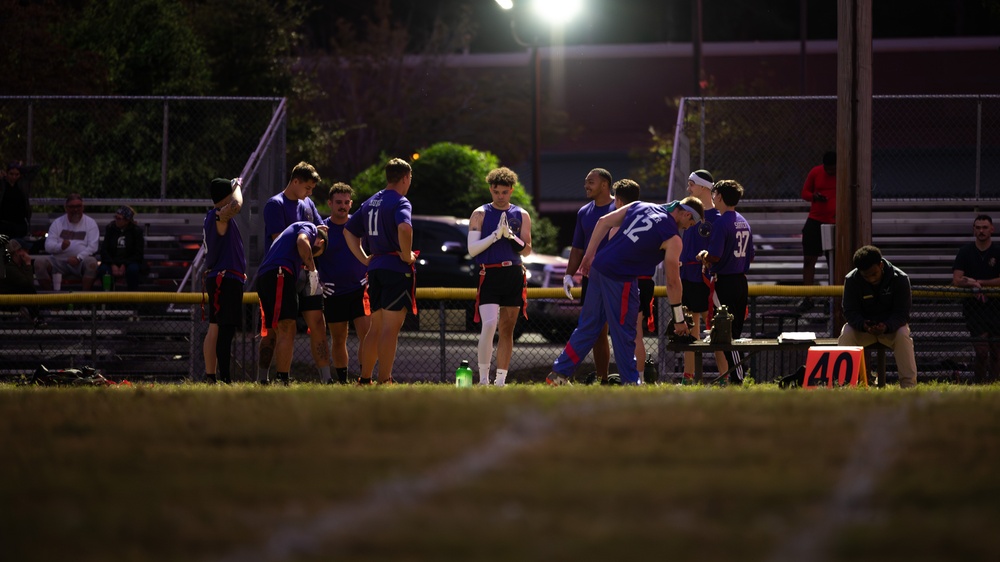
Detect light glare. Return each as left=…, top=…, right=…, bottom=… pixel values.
left=532, top=0, right=582, bottom=25
left=495, top=0, right=514, bottom=9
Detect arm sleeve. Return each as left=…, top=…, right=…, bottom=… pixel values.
left=82, top=218, right=100, bottom=258
left=467, top=229, right=498, bottom=257
left=886, top=275, right=912, bottom=333
left=99, top=225, right=113, bottom=261
left=841, top=277, right=867, bottom=331
left=801, top=167, right=817, bottom=202
left=44, top=218, right=62, bottom=255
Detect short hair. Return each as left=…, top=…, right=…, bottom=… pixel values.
left=313, top=228, right=328, bottom=256
left=328, top=182, right=354, bottom=200
left=486, top=167, right=518, bottom=187
left=822, top=151, right=836, bottom=167
left=65, top=193, right=83, bottom=204
left=613, top=179, right=640, bottom=204
left=290, top=161, right=321, bottom=183
left=590, top=168, right=612, bottom=188
left=974, top=214, right=993, bottom=225
left=384, top=158, right=412, bottom=184
left=852, top=245, right=883, bottom=270
left=712, top=179, right=744, bottom=207
left=678, top=195, right=705, bottom=221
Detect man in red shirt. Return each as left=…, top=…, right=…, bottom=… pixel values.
left=798, top=151, right=836, bottom=311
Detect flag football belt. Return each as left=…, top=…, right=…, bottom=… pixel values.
left=201, top=269, right=247, bottom=321
left=638, top=275, right=655, bottom=332
left=257, top=266, right=293, bottom=337
left=474, top=261, right=528, bottom=323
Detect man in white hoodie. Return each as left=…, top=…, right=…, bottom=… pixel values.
left=34, top=193, right=100, bottom=290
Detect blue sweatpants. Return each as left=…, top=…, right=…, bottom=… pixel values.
left=552, top=269, right=641, bottom=383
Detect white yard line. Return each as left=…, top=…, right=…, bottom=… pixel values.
left=767, top=398, right=924, bottom=562
left=216, top=403, right=590, bottom=562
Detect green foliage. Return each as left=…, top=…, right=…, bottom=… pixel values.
left=350, top=142, right=560, bottom=255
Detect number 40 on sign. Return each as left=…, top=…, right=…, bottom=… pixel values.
left=803, top=346, right=869, bottom=388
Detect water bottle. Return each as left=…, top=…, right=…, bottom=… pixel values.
left=643, top=353, right=658, bottom=384
left=455, top=360, right=473, bottom=388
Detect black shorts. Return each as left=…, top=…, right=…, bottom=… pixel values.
left=713, top=273, right=748, bottom=337
left=299, top=294, right=324, bottom=313
left=257, top=268, right=298, bottom=329
left=802, top=217, right=827, bottom=257
left=368, top=269, right=414, bottom=313
left=324, top=286, right=371, bottom=324
left=638, top=277, right=655, bottom=319
left=477, top=265, right=526, bottom=308
left=682, top=279, right=710, bottom=313
left=206, top=276, right=244, bottom=326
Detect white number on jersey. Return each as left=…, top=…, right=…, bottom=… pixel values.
left=367, top=209, right=380, bottom=237
left=623, top=214, right=654, bottom=242
left=734, top=230, right=750, bottom=258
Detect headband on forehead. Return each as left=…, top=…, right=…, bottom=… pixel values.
left=116, top=206, right=134, bottom=222
left=664, top=200, right=702, bottom=224
left=688, top=170, right=714, bottom=189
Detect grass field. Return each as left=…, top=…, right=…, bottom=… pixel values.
left=3, top=382, right=1000, bottom=562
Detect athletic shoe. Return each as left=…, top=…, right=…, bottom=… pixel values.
left=258, top=377, right=271, bottom=386
left=545, top=372, right=572, bottom=386
left=355, top=377, right=374, bottom=386
left=601, top=374, right=622, bottom=386
left=583, top=371, right=598, bottom=385
left=377, top=377, right=395, bottom=385
left=276, top=373, right=290, bottom=386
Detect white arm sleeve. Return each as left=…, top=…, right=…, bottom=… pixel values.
left=467, top=229, right=499, bottom=257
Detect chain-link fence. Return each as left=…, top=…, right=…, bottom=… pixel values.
left=1, top=287, right=993, bottom=385
left=0, top=96, right=283, bottom=202
left=670, top=95, right=1000, bottom=201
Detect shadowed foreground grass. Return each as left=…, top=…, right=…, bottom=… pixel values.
left=2, top=383, right=999, bottom=562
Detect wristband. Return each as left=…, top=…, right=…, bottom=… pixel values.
left=671, top=303, right=685, bottom=324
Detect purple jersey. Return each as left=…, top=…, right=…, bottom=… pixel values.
left=203, top=208, right=246, bottom=282
left=572, top=200, right=615, bottom=250
left=263, top=193, right=309, bottom=252
left=316, top=218, right=368, bottom=293
left=706, top=210, right=754, bottom=276
left=345, top=189, right=413, bottom=274
left=474, top=204, right=524, bottom=266
left=680, top=207, right=721, bottom=282
left=258, top=221, right=318, bottom=275
left=592, top=202, right=679, bottom=281
left=302, top=197, right=323, bottom=226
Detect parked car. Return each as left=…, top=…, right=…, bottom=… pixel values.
left=410, top=215, right=581, bottom=342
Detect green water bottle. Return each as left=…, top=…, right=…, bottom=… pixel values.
left=455, top=360, right=473, bottom=388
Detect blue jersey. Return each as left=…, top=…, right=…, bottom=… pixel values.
left=706, top=210, right=754, bottom=276
left=475, top=204, right=524, bottom=266
left=203, top=208, right=246, bottom=282
left=592, top=202, right=679, bottom=281
left=345, top=189, right=413, bottom=274
left=316, top=218, right=368, bottom=293
left=572, top=200, right=615, bottom=251
left=258, top=221, right=318, bottom=275
left=263, top=193, right=309, bottom=252
left=301, top=197, right=323, bottom=226
left=680, top=207, right=721, bottom=282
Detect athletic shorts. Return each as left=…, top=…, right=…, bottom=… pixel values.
left=324, top=285, right=371, bottom=324
left=477, top=265, right=526, bottom=308
left=299, top=294, right=324, bottom=313
left=802, top=217, right=828, bottom=257
left=682, top=279, right=710, bottom=313
left=257, top=268, right=298, bottom=329
left=206, top=276, right=245, bottom=326
left=368, top=269, right=414, bottom=313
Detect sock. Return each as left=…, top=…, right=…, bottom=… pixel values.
left=336, top=367, right=348, bottom=384
left=495, top=368, right=507, bottom=387
left=258, top=366, right=270, bottom=382
left=478, top=362, right=491, bottom=385
left=319, top=366, right=331, bottom=383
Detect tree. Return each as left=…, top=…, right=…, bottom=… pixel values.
left=351, top=142, right=559, bottom=255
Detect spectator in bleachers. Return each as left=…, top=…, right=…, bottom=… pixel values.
left=33, top=193, right=99, bottom=291
left=798, top=151, right=836, bottom=312
left=96, top=206, right=145, bottom=291
left=0, top=237, right=42, bottom=325
left=0, top=162, right=31, bottom=240
left=838, top=245, right=918, bottom=388
left=952, top=214, right=1000, bottom=383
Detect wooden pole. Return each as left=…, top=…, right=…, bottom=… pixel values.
left=834, top=0, right=873, bottom=327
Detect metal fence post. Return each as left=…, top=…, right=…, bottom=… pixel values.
left=161, top=99, right=169, bottom=200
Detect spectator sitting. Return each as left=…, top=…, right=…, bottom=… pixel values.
left=1, top=237, right=42, bottom=324
left=96, top=205, right=145, bottom=290
left=0, top=162, right=31, bottom=240
left=33, top=193, right=100, bottom=291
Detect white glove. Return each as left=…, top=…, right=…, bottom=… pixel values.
left=498, top=212, right=512, bottom=239
left=298, top=269, right=322, bottom=297
left=563, top=274, right=575, bottom=299
left=322, top=282, right=336, bottom=297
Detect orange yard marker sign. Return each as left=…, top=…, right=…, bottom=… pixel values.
left=803, top=346, right=868, bottom=388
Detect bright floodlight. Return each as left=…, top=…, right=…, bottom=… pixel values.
left=495, top=0, right=514, bottom=9
left=532, top=0, right=582, bottom=25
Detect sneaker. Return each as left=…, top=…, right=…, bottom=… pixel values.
left=377, top=377, right=395, bottom=385
left=681, top=372, right=695, bottom=386
left=601, top=374, right=622, bottom=386
left=545, top=372, right=572, bottom=386
left=276, top=373, right=290, bottom=386
left=355, top=377, right=374, bottom=386
left=583, top=371, right=598, bottom=385
left=796, top=297, right=815, bottom=312
left=258, top=377, right=271, bottom=386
